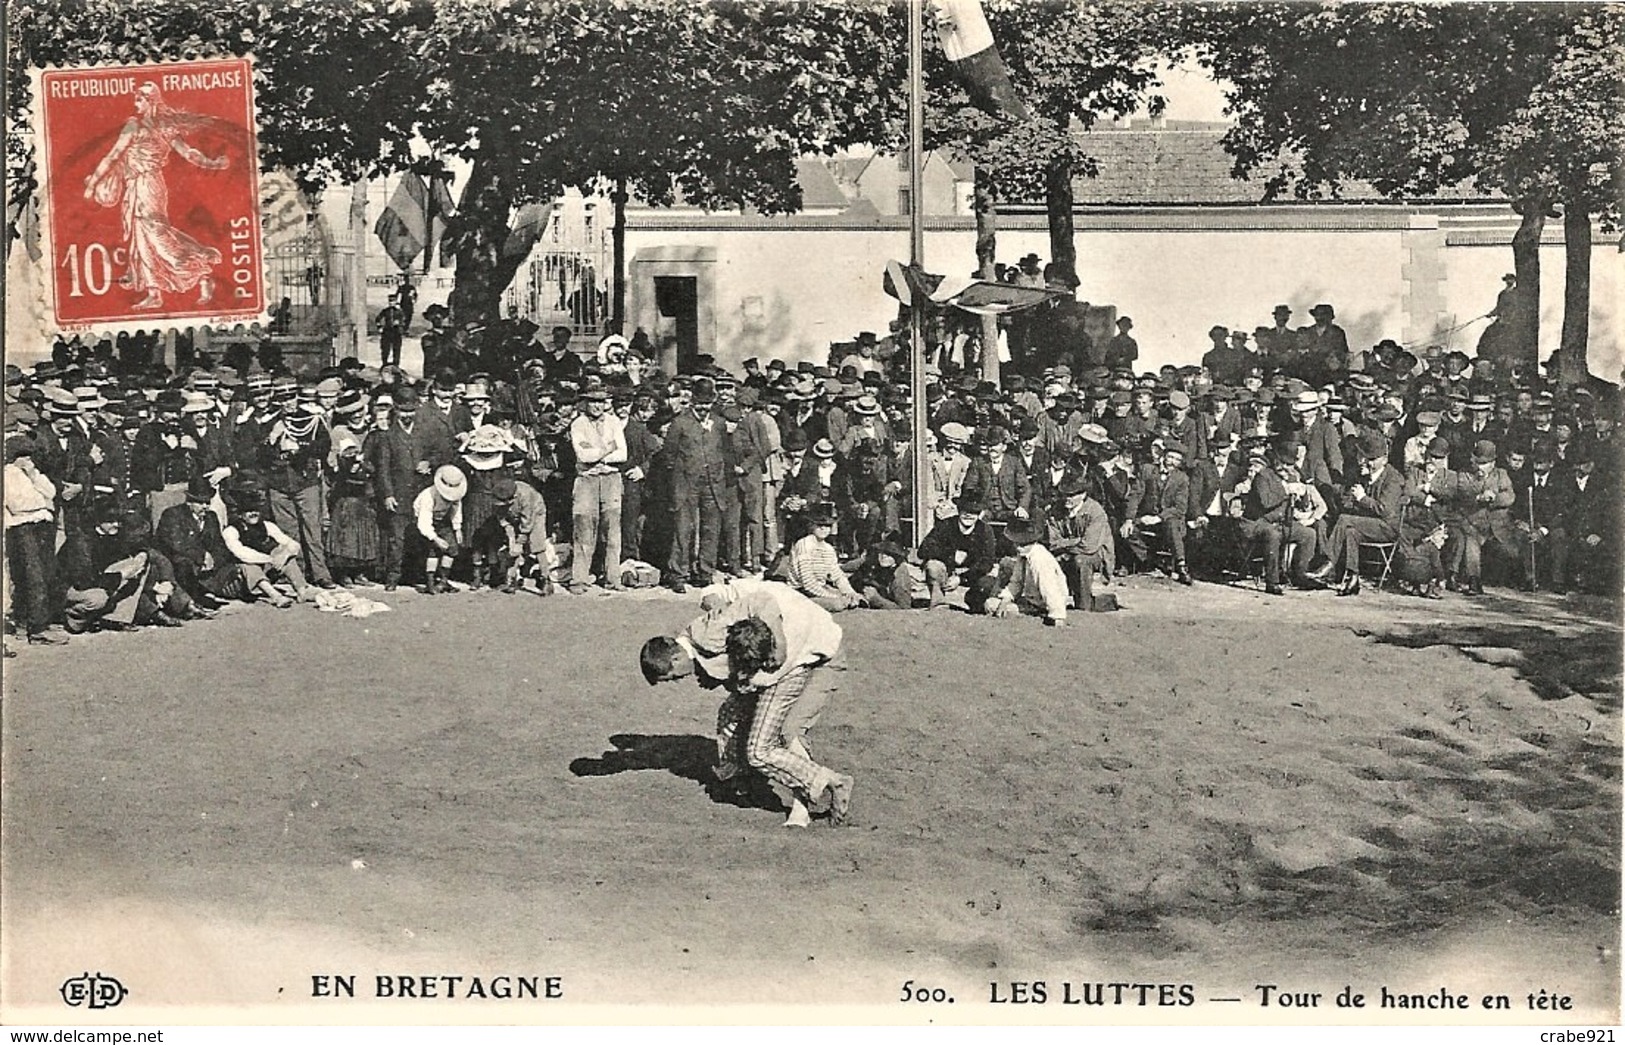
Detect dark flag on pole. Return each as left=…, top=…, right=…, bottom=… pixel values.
left=502, top=201, right=557, bottom=261
left=930, top=0, right=1029, bottom=120
left=373, top=172, right=430, bottom=272
left=429, top=174, right=457, bottom=269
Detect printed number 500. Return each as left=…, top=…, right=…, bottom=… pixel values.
left=900, top=981, right=954, bottom=1003
left=61, top=242, right=126, bottom=297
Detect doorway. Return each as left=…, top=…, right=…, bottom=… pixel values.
left=654, top=275, right=699, bottom=374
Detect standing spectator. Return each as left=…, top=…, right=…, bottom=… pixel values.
left=620, top=392, right=659, bottom=563
left=1297, top=303, right=1350, bottom=383
left=378, top=295, right=404, bottom=370
left=567, top=385, right=626, bottom=593
left=326, top=431, right=380, bottom=586
left=736, top=386, right=781, bottom=570
left=261, top=406, right=334, bottom=589
left=1103, top=316, right=1139, bottom=372
left=664, top=377, right=729, bottom=592
left=397, top=276, right=417, bottom=332
left=5, top=437, right=67, bottom=645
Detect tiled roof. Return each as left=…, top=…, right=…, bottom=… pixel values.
left=794, top=159, right=852, bottom=210
left=1002, top=128, right=1499, bottom=207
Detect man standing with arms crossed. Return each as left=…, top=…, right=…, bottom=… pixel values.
left=568, top=384, right=626, bottom=593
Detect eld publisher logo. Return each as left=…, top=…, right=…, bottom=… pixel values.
left=59, top=971, right=128, bottom=1009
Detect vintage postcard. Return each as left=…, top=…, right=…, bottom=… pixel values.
left=1, top=0, right=1620, bottom=1037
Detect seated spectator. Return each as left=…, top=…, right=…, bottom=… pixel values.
left=1044, top=474, right=1112, bottom=610
left=918, top=493, right=1001, bottom=609
left=57, top=498, right=166, bottom=631
left=850, top=536, right=914, bottom=610
left=962, top=425, right=1031, bottom=524
left=1311, top=431, right=1406, bottom=596
left=1278, top=463, right=1329, bottom=587
left=221, top=490, right=311, bottom=607
left=785, top=502, right=861, bottom=611
left=980, top=519, right=1070, bottom=627
left=1443, top=439, right=1515, bottom=596
left=156, top=476, right=252, bottom=608
left=1124, top=443, right=1194, bottom=585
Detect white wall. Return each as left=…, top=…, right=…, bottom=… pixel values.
left=1440, top=241, right=1625, bottom=382
left=624, top=222, right=1411, bottom=374
left=991, top=227, right=1407, bottom=373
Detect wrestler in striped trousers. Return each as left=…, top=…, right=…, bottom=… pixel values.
left=715, top=663, right=836, bottom=803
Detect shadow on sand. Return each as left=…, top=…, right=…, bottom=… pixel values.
left=569, top=733, right=784, bottom=812
left=1353, top=610, right=1622, bottom=708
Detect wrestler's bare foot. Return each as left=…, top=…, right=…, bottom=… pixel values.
left=198, top=277, right=214, bottom=304
left=783, top=800, right=811, bottom=828
left=134, top=290, right=163, bottom=310
left=828, top=774, right=854, bottom=824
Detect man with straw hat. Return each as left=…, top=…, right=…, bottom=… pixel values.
left=412, top=464, right=467, bottom=595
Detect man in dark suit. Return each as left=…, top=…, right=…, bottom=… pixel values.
left=366, top=386, right=457, bottom=590
left=664, top=377, right=730, bottom=590
left=620, top=391, right=660, bottom=563
left=1296, top=303, right=1350, bottom=384
left=1512, top=444, right=1572, bottom=591
left=1292, top=391, right=1344, bottom=491
left=961, top=425, right=1031, bottom=524
left=1233, top=442, right=1290, bottom=594
left=156, top=476, right=249, bottom=606
left=1313, top=431, right=1407, bottom=595
left=1560, top=443, right=1616, bottom=594
left=1125, top=443, right=1194, bottom=584
left=33, top=387, right=94, bottom=536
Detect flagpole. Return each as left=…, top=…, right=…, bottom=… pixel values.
left=908, top=0, right=929, bottom=549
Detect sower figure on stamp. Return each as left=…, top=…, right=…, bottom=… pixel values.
left=641, top=578, right=854, bottom=828
left=82, top=81, right=228, bottom=311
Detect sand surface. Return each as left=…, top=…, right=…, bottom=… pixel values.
left=2, top=577, right=1618, bottom=1024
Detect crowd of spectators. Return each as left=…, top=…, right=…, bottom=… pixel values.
left=6, top=272, right=1619, bottom=649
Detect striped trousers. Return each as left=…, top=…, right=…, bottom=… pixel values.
left=716, top=664, right=834, bottom=802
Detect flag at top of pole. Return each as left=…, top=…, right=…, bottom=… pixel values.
left=930, top=0, right=1029, bottom=120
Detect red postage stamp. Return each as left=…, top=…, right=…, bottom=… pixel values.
left=32, top=57, right=267, bottom=333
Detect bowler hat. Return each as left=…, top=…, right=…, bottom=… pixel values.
left=1004, top=519, right=1040, bottom=545
left=185, top=475, right=216, bottom=503
left=1471, top=439, right=1499, bottom=464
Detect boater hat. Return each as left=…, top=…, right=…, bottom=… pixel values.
left=433, top=464, right=468, bottom=501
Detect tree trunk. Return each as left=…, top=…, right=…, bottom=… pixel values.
left=1559, top=198, right=1592, bottom=387
left=974, top=166, right=1000, bottom=386
left=612, top=174, right=628, bottom=334
left=1509, top=193, right=1547, bottom=378
left=446, top=150, right=522, bottom=330
left=1045, top=156, right=1077, bottom=289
